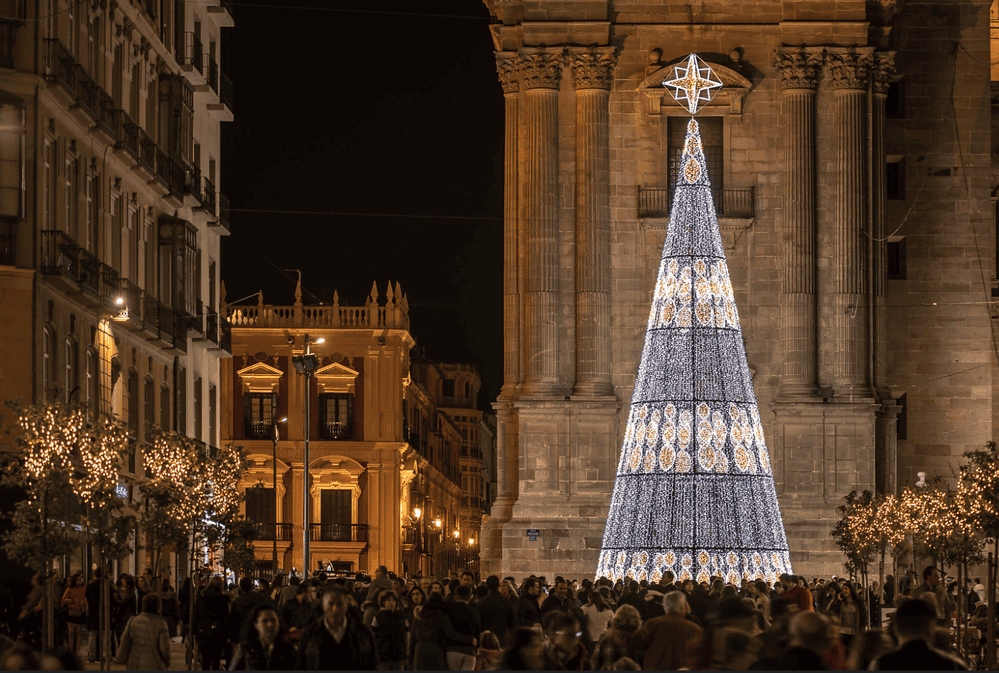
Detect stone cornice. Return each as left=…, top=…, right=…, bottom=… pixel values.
left=567, top=46, right=617, bottom=91
left=519, top=47, right=565, bottom=91
left=774, top=47, right=824, bottom=91
left=825, top=47, right=875, bottom=91
left=873, top=51, right=896, bottom=96
left=495, top=51, right=519, bottom=95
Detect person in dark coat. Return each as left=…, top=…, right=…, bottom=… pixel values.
left=371, top=591, right=410, bottom=670
left=228, top=603, right=297, bottom=671
left=411, top=592, right=473, bottom=670
left=194, top=576, right=231, bottom=671
left=279, top=581, right=313, bottom=640
left=540, top=580, right=572, bottom=619
left=516, top=579, right=543, bottom=628
left=228, top=578, right=268, bottom=647
left=84, top=570, right=104, bottom=663
left=440, top=585, right=480, bottom=671
left=869, top=598, right=966, bottom=670
left=477, top=575, right=516, bottom=645
left=751, top=611, right=833, bottom=671
left=114, top=575, right=139, bottom=640
left=295, top=587, right=377, bottom=670
left=617, top=581, right=647, bottom=622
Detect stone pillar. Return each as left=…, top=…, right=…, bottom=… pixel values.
left=827, top=47, right=874, bottom=397
left=568, top=46, right=616, bottom=398
left=496, top=52, right=521, bottom=401
left=872, top=53, right=894, bottom=399
left=518, top=47, right=564, bottom=397
left=775, top=47, right=823, bottom=398
left=873, top=52, right=897, bottom=494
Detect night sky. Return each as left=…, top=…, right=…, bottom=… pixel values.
left=220, top=1, right=504, bottom=404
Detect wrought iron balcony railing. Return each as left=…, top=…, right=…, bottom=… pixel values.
left=220, top=72, right=233, bottom=110
left=309, top=523, right=368, bottom=543
left=319, top=421, right=352, bottom=441
left=245, top=421, right=272, bottom=440
left=254, top=523, right=293, bottom=542
left=636, top=186, right=755, bottom=219
left=184, top=32, right=203, bottom=74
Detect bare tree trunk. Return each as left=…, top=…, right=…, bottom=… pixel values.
left=989, top=546, right=996, bottom=670
left=101, top=555, right=111, bottom=671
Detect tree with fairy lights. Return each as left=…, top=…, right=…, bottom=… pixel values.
left=1, top=400, right=88, bottom=649
left=595, top=54, right=792, bottom=584
left=837, top=490, right=908, bottom=590
left=832, top=490, right=877, bottom=584
left=75, top=415, right=135, bottom=671
left=201, top=442, right=254, bottom=581
left=959, top=441, right=999, bottom=669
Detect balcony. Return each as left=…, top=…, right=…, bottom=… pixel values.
left=207, top=55, right=219, bottom=95
left=154, top=147, right=170, bottom=190
left=319, top=421, right=352, bottom=441
left=310, top=523, right=368, bottom=543
left=220, top=315, right=232, bottom=352
left=205, top=310, right=220, bottom=345
left=220, top=72, right=233, bottom=110
left=96, top=90, right=119, bottom=139
left=77, top=248, right=101, bottom=299
left=254, top=523, right=293, bottom=542
left=189, top=298, right=204, bottom=334
left=637, top=186, right=755, bottom=220
left=201, top=177, right=217, bottom=216
left=188, top=164, right=204, bottom=205
left=119, top=113, right=140, bottom=160
left=218, top=192, right=230, bottom=232
left=171, top=308, right=188, bottom=352
left=0, top=216, right=14, bottom=265
left=44, top=40, right=76, bottom=98
left=41, top=230, right=80, bottom=280
left=169, top=158, right=187, bottom=201
left=245, top=420, right=272, bottom=440
left=184, top=32, right=203, bottom=75
left=138, top=127, right=156, bottom=176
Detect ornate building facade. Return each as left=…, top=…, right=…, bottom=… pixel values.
left=224, top=283, right=468, bottom=578
left=481, top=0, right=997, bottom=578
left=0, top=0, right=233, bottom=579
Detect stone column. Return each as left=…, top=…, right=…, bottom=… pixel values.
left=568, top=46, right=616, bottom=398
left=872, top=52, right=894, bottom=399
left=775, top=47, right=823, bottom=398
left=827, top=47, right=874, bottom=397
left=518, top=47, right=564, bottom=397
left=496, top=52, right=521, bottom=401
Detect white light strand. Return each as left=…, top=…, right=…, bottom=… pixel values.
left=596, top=75, right=792, bottom=584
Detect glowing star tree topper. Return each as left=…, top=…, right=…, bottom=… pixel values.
left=595, top=55, right=792, bottom=585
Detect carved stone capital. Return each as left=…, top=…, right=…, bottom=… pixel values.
left=495, top=51, right=519, bottom=95
left=519, top=47, right=565, bottom=91
left=774, top=47, right=824, bottom=91
left=567, top=46, right=617, bottom=91
left=873, top=51, right=896, bottom=95
left=825, top=47, right=875, bottom=91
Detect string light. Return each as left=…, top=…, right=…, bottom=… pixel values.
left=596, top=56, right=791, bottom=585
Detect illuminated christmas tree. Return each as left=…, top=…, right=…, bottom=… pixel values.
left=595, top=55, right=792, bottom=585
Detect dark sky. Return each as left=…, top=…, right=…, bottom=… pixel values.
left=220, top=1, right=504, bottom=404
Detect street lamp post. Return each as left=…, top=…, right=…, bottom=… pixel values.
left=292, top=334, right=324, bottom=579
left=271, top=417, right=287, bottom=578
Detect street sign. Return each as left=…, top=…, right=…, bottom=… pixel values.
left=527, top=529, right=539, bottom=541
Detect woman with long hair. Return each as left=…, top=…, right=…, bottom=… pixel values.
left=407, top=586, right=427, bottom=618
left=268, top=575, right=285, bottom=603
left=474, top=630, right=502, bottom=671
left=589, top=604, right=644, bottom=671
left=228, top=603, right=296, bottom=670
left=836, top=581, right=868, bottom=649
left=582, top=590, right=614, bottom=643
left=115, top=575, right=138, bottom=640
left=61, top=573, right=86, bottom=654
left=499, top=580, right=518, bottom=604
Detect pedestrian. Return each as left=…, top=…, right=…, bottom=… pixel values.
left=83, top=570, right=103, bottom=663
left=228, top=578, right=269, bottom=649
left=636, top=591, right=702, bottom=670
left=477, top=575, right=516, bottom=645
left=269, top=575, right=285, bottom=604
left=846, top=629, right=891, bottom=671
left=114, top=575, right=138, bottom=641
left=750, top=611, right=833, bottom=670
left=498, top=627, right=545, bottom=670
left=366, top=566, right=393, bottom=603
left=194, top=576, right=231, bottom=671
left=582, top=589, right=614, bottom=643
left=590, top=604, right=643, bottom=670
left=909, top=566, right=956, bottom=626
left=441, top=584, right=479, bottom=670
left=515, top=578, right=542, bottom=628
left=474, top=630, right=502, bottom=671
left=228, top=603, right=296, bottom=670
left=115, top=593, right=171, bottom=670
left=617, top=581, right=647, bottom=622
left=278, top=575, right=299, bottom=608
left=161, top=578, right=179, bottom=640
left=407, top=586, right=427, bottom=619
left=541, top=610, right=588, bottom=670
left=371, top=591, right=409, bottom=671
left=411, top=592, right=473, bottom=670
left=60, top=573, right=86, bottom=656
left=778, top=573, right=813, bottom=612
left=869, top=597, right=966, bottom=670
left=833, top=581, right=867, bottom=649
left=278, top=581, right=312, bottom=641
left=295, top=587, right=378, bottom=670
left=362, top=588, right=385, bottom=628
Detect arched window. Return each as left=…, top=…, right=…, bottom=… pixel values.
left=64, top=337, right=77, bottom=405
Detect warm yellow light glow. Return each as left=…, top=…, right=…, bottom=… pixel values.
left=434, top=518, right=442, bottom=528
left=469, top=537, right=475, bottom=545
left=314, top=337, right=326, bottom=345
left=413, top=507, right=421, bottom=519
left=115, top=297, right=124, bottom=306
left=454, top=530, right=460, bottom=538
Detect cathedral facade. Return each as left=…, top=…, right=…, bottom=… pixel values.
left=480, top=0, right=997, bottom=579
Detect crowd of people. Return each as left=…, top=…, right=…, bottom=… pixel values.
left=0, top=563, right=993, bottom=670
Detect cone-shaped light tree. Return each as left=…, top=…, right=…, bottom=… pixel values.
left=596, top=55, right=792, bottom=585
